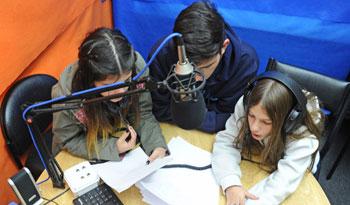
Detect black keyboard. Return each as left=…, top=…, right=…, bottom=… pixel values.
left=73, top=183, right=123, bottom=205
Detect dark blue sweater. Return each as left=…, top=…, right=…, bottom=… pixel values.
left=148, top=28, right=259, bottom=133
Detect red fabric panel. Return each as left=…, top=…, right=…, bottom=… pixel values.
left=0, top=0, right=94, bottom=95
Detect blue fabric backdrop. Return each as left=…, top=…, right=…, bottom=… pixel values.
left=113, top=0, right=350, bottom=80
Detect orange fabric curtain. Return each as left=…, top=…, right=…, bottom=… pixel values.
left=0, top=0, right=112, bottom=202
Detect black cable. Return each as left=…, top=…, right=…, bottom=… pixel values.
left=42, top=188, right=70, bottom=205
left=42, top=196, right=58, bottom=205
left=161, top=159, right=268, bottom=171
left=162, top=164, right=212, bottom=170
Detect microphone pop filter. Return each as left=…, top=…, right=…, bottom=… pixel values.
left=170, top=91, right=206, bottom=129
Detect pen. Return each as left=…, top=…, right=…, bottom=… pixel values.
left=89, top=159, right=109, bottom=165
left=125, top=130, right=131, bottom=142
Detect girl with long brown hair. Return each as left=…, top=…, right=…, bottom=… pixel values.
left=52, top=28, right=167, bottom=162
left=212, top=71, right=324, bottom=205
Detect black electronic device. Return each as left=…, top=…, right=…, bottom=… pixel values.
left=243, top=71, right=307, bottom=134
left=73, top=183, right=123, bottom=205
left=165, top=36, right=207, bottom=129
left=8, top=167, right=43, bottom=205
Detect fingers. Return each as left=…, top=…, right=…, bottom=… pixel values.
left=127, top=125, right=137, bottom=144
left=119, top=130, right=130, bottom=140
left=239, top=197, right=245, bottom=205
left=225, top=186, right=258, bottom=205
left=147, top=147, right=167, bottom=163
left=226, top=190, right=258, bottom=205
left=226, top=199, right=241, bottom=205
left=245, top=191, right=258, bottom=200
left=226, top=200, right=244, bottom=205
left=147, top=152, right=158, bottom=163
left=119, top=134, right=129, bottom=142
left=116, top=126, right=138, bottom=153
left=120, top=126, right=136, bottom=142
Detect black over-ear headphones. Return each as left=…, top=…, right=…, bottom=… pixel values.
left=243, top=71, right=307, bottom=135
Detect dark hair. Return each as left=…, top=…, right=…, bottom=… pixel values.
left=173, top=1, right=226, bottom=64
left=72, top=27, right=139, bottom=156
left=74, top=28, right=136, bottom=91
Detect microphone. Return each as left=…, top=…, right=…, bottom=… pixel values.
left=165, top=37, right=207, bottom=129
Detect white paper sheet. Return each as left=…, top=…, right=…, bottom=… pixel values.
left=137, top=137, right=220, bottom=205
left=93, top=147, right=172, bottom=193
left=138, top=183, right=169, bottom=205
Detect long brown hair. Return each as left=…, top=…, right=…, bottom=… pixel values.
left=72, top=28, right=140, bottom=157
left=235, top=79, right=324, bottom=172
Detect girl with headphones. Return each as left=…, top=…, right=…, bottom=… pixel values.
left=52, top=28, right=167, bottom=163
left=212, top=71, right=324, bottom=205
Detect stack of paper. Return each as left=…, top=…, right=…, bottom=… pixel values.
left=136, top=137, right=220, bottom=205
left=92, top=147, right=173, bottom=192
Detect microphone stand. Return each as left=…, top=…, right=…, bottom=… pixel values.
left=23, top=77, right=161, bottom=188
left=21, top=32, right=204, bottom=188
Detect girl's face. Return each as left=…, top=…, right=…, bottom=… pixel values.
left=94, top=72, right=132, bottom=102
left=248, top=103, right=273, bottom=141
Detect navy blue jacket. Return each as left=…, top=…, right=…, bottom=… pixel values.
left=148, top=28, right=259, bottom=133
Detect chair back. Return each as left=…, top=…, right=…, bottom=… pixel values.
left=266, top=58, right=350, bottom=157
left=0, top=74, right=57, bottom=168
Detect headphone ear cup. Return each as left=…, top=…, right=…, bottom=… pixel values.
left=243, top=80, right=255, bottom=111
left=243, top=90, right=250, bottom=111
left=283, top=108, right=301, bottom=134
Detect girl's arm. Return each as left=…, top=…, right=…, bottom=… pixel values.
left=212, top=97, right=245, bottom=192
left=246, top=135, right=319, bottom=205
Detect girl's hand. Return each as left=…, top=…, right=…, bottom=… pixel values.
left=147, top=147, right=167, bottom=163
left=225, top=185, right=258, bottom=205
left=116, top=125, right=137, bottom=154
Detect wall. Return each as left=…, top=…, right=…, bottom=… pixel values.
left=113, top=0, right=350, bottom=79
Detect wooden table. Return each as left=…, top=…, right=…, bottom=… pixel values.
left=38, top=123, right=330, bottom=204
